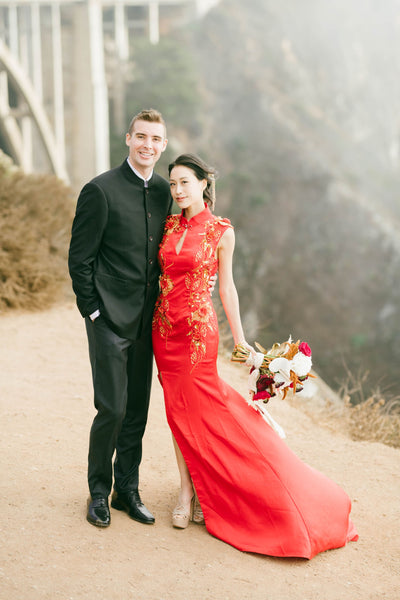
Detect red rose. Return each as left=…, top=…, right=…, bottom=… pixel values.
left=299, top=342, right=312, bottom=357
left=254, top=391, right=271, bottom=401
left=256, top=374, right=274, bottom=391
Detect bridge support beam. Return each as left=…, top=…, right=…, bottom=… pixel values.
left=0, top=38, right=68, bottom=181
left=69, top=0, right=110, bottom=191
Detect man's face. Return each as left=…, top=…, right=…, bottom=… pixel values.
left=126, top=119, right=167, bottom=176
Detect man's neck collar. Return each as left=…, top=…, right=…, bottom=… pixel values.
left=127, top=157, right=153, bottom=182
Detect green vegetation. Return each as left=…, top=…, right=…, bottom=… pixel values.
left=126, top=37, right=201, bottom=133
left=110, top=37, right=202, bottom=173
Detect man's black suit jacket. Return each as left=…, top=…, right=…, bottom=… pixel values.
left=68, top=160, right=172, bottom=340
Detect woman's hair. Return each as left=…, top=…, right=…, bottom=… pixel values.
left=168, top=153, right=218, bottom=211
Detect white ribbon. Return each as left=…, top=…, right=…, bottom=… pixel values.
left=243, top=350, right=286, bottom=438
left=255, top=401, right=286, bottom=439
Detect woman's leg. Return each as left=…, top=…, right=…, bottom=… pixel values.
left=172, top=434, right=193, bottom=504
left=171, top=434, right=195, bottom=528
left=171, top=435, right=205, bottom=526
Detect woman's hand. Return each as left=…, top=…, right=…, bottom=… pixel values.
left=235, top=340, right=256, bottom=355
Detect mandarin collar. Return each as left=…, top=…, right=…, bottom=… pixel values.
left=126, top=157, right=153, bottom=184
left=179, top=204, right=212, bottom=227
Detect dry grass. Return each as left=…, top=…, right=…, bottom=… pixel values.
left=342, top=395, right=400, bottom=448
left=289, top=369, right=400, bottom=449
left=0, top=151, right=74, bottom=311
left=336, top=368, right=400, bottom=448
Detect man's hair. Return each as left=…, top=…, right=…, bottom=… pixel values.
left=128, top=109, right=166, bottom=136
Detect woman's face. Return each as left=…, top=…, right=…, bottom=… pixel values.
left=169, top=165, right=206, bottom=213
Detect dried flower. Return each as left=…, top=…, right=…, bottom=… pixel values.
left=231, top=338, right=316, bottom=438
left=231, top=337, right=315, bottom=404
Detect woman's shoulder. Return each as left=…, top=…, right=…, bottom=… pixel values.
left=212, top=215, right=233, bottom=229
left=165, top=214, right=180, bottom=229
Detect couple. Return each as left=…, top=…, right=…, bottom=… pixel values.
left=68, top=109, right=358, bottom=559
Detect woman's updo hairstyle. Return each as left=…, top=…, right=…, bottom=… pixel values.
left=168, top=153, right=218, bottom=211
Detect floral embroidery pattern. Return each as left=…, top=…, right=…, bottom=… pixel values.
left=186, top=218, right=230, bottom=368
left=152, top=216, right=180, bottom=337
left=153, top=213, right=232, bottom=369
left=153, top=268, right=173, bottom=338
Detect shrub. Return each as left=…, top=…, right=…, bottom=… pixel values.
left=337, top=368, right=400, bottom=448
left=0, top=151, right=74, bottom=311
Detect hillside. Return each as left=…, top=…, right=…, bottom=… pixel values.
left=182, top=0, right=400, bottom=395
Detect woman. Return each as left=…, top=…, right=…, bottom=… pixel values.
left=152, top=154, right=358, bottom=559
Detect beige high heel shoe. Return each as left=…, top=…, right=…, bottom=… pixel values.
left=192, top=491, right=205, bottom=525
left=172, top=496, right=194, bottom=529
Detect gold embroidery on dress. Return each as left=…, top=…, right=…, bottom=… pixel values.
left=152, top=216, right=180, bottom=337
left=186, top=218, right=231, bottom=368
left=153, top=214, right=232, bottom=369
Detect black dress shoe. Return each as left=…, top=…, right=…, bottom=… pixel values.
left=87, top=496, right=110, bottom=527
left=111, top=490, right=155, bottom=524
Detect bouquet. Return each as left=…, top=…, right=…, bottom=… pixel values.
left=231, top=337, right=316, bottom=438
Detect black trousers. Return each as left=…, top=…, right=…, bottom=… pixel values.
left=85, top=315, right=153, bottom=498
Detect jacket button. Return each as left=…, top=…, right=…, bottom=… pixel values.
left=149, top=235, right=153, bottom=241
left=149, top=259, right=153, bottom=264
left=147, top=212, right=152, bottom=218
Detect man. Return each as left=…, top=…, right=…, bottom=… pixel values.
left=68, top=109, right=171, bottom=527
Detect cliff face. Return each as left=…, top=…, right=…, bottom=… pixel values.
left=189, top=0, right=400, bottom=393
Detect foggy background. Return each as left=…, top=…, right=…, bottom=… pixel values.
left=110, top=0, right=400, bottom=396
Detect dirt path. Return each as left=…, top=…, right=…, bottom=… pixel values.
left=1, top=302, right=399, bottom=600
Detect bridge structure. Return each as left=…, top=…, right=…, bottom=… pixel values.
left=0, top=0, right=218, bottom=191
